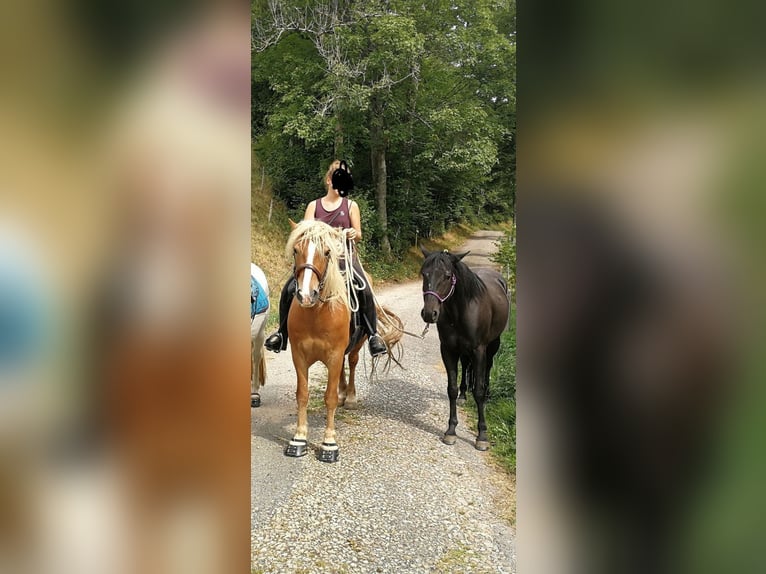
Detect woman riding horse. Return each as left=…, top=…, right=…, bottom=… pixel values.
left=264, top=160, right=387, bottom=357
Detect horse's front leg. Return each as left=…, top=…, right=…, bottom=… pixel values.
left=472, top=345, right=490, bottom=451
left=441, top=345, right=460, bottom=445
left=318, top=352, right=344, bottom=463
left=285, top=357, right=310, bottom=457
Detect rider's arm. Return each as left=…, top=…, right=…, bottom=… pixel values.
left=304, top=200, right=317, bottom=220
left=348, top=200, right=362, bottom=241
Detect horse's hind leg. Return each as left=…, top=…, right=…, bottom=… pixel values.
left=253, top=354, right=266, bottom=407
left=486, top=337, right=501, bottom=398
left=255, top=340, right=261, bottom=408
left=251, top=314, right=267, bottom=408
left=338, top=357, right=348, bottom=407
left=472, top=346, right=490, bottom=451
left=457, top=355, right=469, bottom=405
left=344, top=344, right=363, bottom=410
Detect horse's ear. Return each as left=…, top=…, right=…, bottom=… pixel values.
left=289, top=219, right=298, bottom=230
left=419, top=245, right=431, bottom=258
left=451, top=251, right=470, bottom=261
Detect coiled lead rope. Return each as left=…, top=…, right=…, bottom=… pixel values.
left=341, top=235, right=368, bottom=313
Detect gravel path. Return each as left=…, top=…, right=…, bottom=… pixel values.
left=252, top=230, right=515, bottom=573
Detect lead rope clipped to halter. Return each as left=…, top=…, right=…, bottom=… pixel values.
left=343, top=235, right=427, bottom=340
left=326, top=230, right=426, bottom=341
left=347, top=233, right=428, bottom=340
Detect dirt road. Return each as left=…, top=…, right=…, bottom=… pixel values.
left=251, top=230, right=514, bottom=573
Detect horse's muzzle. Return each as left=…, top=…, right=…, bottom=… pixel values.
left=296, top=289, right=319, bottom=307
left=421, top=307, right=439, bottom=323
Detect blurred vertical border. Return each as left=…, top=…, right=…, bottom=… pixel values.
left=0, top=1, right=250, bottom=573
left=518, top=0, right=766, bottom=573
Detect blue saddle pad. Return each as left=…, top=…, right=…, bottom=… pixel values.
left=251, top=275, right=269, bottom=318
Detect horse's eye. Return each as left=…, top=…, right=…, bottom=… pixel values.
left=325, top=250, right=330, bottom=257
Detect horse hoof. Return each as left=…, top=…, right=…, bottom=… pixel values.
left=456, top=397, right=467, bottom=406
left=475, top=440, right=490, bottom=451
left=284, top=439, right=308, bottom=457
left=344, top=400, right=358, bottom=410
left=442, top=434, right=457, bottom=446
left=251, top=394, right=261, bottom=408
left=317, top=443, right=339, bottom=463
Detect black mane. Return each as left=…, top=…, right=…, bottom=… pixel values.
left=454, top=260, right=486, bottom=301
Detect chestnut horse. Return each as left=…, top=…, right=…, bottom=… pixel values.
left=420, top=248, right=510, bottom=450
left=284, top=220, right=400, bottom=462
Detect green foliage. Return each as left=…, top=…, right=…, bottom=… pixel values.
left=252, top=0, right=516, bottom=268
left=491, top=225, right=516, bottom=299
left=487, top=309, right=516, bottom=472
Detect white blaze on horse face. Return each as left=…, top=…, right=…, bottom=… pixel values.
left=300, top=240, right=317, bottom=297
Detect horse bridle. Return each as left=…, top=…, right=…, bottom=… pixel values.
left=294, top=262, right=328, bottom=292
left=423, top=273, right=457, bottom=303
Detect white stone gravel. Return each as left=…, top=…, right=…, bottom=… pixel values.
left=252, top=231, right=515, bottom=573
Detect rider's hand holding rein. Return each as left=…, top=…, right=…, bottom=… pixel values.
left=343, top=227, right=358, bottom=241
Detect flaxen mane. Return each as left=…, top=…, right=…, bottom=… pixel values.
left=286, top=220, right=348, bottom=308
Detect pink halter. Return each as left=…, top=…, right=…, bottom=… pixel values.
left=423, top=274, right=457, bottom=303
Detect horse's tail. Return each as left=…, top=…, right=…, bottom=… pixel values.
left=461, top=356, right=474, bottom=393
left=375, top=303, right=404, bottom=372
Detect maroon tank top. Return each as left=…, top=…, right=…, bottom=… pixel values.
left=314, top=197, right=352, bottom=229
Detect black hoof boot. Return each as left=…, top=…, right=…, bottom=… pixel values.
left=264, top=332, right=284, bottom=353
left=251, top=393, right=261, bottom=408
left=368, top=334, right=387, bottom=357
left=284, top=438, right=308, bottom=457
left=317, top=442, right=339, bottom=463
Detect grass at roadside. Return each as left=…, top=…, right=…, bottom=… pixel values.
left=486, top=312, right=516, bottom=472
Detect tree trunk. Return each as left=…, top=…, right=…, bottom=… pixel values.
left=371, top=141, right=392, bottom=255
left=403, top=62, right=418, bottom=206
left=370, top=97, right=391, bottom=255
left=334, top=110, right=344, bottom=158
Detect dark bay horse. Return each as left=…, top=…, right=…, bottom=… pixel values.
left=285, top=220, right=401, bottom=462
left=420, top=248, right=510, bottom=450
